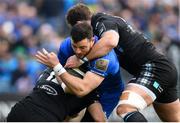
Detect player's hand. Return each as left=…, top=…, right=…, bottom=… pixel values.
left=65, top=55, right=82, bottom=68
left=35, top=48, right=60, bottom=68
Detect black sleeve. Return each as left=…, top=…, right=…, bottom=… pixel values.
left=95, top=20, right=118, bottom=37
left=91, top=13, right=118, bottom=37
left=35, top=68, right=53, bottom=85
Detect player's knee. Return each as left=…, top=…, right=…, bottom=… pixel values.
left=108, top=108, right=123, bottom=122
left=116, top=104, right=137, bottom=116
left=118, top=90, right=148, bottom=111
left=115, top=90, right=149, bottom=121
left=113, top=105, right=147, bottom=122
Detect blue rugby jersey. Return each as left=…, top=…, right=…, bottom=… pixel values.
left=57, top=36, right=124, bottom=118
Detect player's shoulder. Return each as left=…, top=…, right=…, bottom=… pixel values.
left=91, top=12, right=107, bottom=24
left=61, top=37, right=71, bottom=46
left=59, top=37, right=72, bottom=50
left=90, top=52, right=113, bottom=70
left=101, top=49, right=117, bottom=60
left=94, top=49, right=119, bottom=68
left=92, top=58, right=110, bottom=72
left=92, top=12, right=107, bottom=18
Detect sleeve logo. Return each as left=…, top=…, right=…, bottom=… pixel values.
left=95, top=59, right=109, bottom=71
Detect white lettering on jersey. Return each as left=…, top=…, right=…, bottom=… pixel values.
left=39, top=84, right=58, bottom=95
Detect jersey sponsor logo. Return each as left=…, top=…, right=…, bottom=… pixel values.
left=153, top=81, right=163, bottom=93
left=38, top=84, right=58, bottom=95
left=95, top=59, right=109, bottom=72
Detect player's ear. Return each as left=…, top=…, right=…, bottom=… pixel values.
left=90, top=37, right=95, bottom=46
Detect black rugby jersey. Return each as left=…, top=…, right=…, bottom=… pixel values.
left=27, top=68, right=67, bottom=120
left=91, top=13, right=164, bottom=75
left=24, top=67, right=98, bottom=121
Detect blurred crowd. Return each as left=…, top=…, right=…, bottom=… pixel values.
left=0, top=0, right=179, bottom=95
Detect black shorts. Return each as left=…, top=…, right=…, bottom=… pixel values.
left=131, top=57, right=178, bottom=103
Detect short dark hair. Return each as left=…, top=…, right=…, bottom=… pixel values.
left=66, top=3, right=92, bottom=26
left=71, top=22, right=93, bottom=43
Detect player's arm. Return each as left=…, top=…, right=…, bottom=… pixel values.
left=85, top=14, right=120, bottom=61
left=88, top=101, right=107, bottom=122
left=35, top=50, right=104, bottom=97
left=65, top=21, right=119, bottom=68
left=86, top=30, right=119, bottom=61
left=60, top=71, right=104, bottom=97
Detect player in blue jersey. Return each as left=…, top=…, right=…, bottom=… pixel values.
left=36, top=22, right=124, bottom=121
left=64, top=3, right=180, bottom=122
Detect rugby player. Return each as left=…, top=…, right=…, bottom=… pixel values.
left=64, top=3, right=180, bottom=122
left=6, top=66, right=101, bottom=121
left=35, top=22, right=124, bottom=121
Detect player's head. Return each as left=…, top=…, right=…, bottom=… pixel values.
left=66, top=3, right=92, bottom=27
left=70, top=21, right=94, bottom=58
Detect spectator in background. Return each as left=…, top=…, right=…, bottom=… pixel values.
left=37, top=23, right=61, bottom=53
left=0, top=38, right=18, bottom=92
left=11, top=55, right=33, bottom=94
left=0, top=1, right=44, bottom=93
left=30, top=0, right=64, bottom=34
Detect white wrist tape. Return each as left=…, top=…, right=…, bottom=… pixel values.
left=82, top=57, right=88, bottom=62
left=53, top=63, right=66, bottom=76
left=79, top=57, right=88, bottom=65
left=79, top=59, right=84, bottom=65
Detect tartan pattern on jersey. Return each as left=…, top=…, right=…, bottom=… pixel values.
left=136, top=63, right=155, bottom=86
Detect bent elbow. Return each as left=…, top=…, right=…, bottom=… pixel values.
left=108, top=35, right=119, bottom=48
left=108, top=39, right=117, bottom=48
left=103, top=36, right=118, bottom=51
left=104, top=30, right=119, bottom=48
left=76, top=91, right=87, bottom=97
left=76, top=90, right=88, bottom=97
left=75, top=88, right=89, bottom=97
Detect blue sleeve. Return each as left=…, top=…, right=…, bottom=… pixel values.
left=89, top=50, right=119, bottom=77
left=57, top=37, right=74, bottom=66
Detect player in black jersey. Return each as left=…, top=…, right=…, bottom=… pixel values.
left=6, top=67, right=101, bottom=122
left=64, top=3, right=180, bottom=122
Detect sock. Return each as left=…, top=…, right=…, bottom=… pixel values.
left=123, top=111, right=147, bottom=122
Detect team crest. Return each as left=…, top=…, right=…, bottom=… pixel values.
left=95, top=59, right=109, bottom=71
